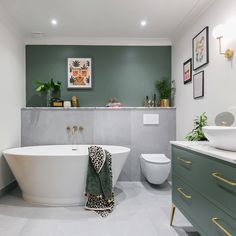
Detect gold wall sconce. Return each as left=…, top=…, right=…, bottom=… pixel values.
left=212, top=24, right=234, bottom=59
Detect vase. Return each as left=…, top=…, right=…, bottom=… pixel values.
left=46, top=90, right=52, bottom=107
left=160, top=99, right=170, bottom=107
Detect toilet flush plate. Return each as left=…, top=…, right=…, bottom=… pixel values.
left=143, top=114, right=159, bottom=125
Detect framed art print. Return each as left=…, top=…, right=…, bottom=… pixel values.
left=68, top=58, right=92, bottom=89
left=192, top=26, right=209, bottom=71
left=183, top=58, right=192, bottom=84
left=193, top=71, right=204, bottom=99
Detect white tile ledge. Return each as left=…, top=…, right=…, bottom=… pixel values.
left=22, top=107, right=176, bottom=110
left=170, top=141, right=236, bottom=165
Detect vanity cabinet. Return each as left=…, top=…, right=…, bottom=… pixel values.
left=171, top=144, right=236, bottom=236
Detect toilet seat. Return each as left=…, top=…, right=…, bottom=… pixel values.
left=141, top=154, right=170, bottom=164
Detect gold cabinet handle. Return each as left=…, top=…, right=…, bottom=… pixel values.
left=212, top=172, right=236, bottom=186
left=177, top=188, right=192, bottom=199
left=177, top=157, right=192, bottom=165
left=212, top=217, right=232, bottom=236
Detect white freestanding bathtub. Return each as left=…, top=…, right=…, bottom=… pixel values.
left=3, top=145, right=130, bottom=206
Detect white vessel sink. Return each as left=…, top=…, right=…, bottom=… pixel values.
left=203, top=126, right=236, bottom=151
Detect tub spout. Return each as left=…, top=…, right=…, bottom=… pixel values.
left=72, top=125, right=78, bottom=134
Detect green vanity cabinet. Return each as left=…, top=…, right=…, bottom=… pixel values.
left=171, top=144, right=236, bottom=236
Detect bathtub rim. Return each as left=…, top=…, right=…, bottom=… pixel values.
left=3, top=144, right=131, bottom=157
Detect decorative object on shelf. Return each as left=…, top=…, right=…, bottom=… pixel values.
left=143, top=95, right=154, bottom=107
left=147, top=99, right=152, bottom=107
left=193, top=71, right=204, bottom=99
left=155, top=77, right=173, bottom=107
left=171, top=80, right=176, bottom=107
left=192, top=26, right=209, bottom=70
left=64, top=101, right=71, bottom=108
left=106, top=97, right=122, bottom=107
left=35, top=78, right=62, bottom=107
left=71, top=96, right=79, bottom=107
left=68, top=58, right=92, bottom=89
left=153, top=94, right=158, bottom=107
left=51, top=98, right=64, bottom=107
left=144, top=96, right=153, bottom=107
left=183, top=58, right=192, bottom=84
left=160, top=99, right=169, bottom=107
left=144, top=96, right=149, bottom=107
left=212, top=24, right=234, bottom=59
left=185, top=112, right=208, bottom=141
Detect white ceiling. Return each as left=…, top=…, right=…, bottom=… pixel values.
left=0, top=0, right=215, bottom=44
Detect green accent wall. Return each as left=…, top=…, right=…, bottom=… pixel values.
left=26, top=45, right=171, bottom=107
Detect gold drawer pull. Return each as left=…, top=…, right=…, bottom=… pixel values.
left=177, top=157, right=192, bottom=165
left=212, top=172, right=236, bottom=186
left=212, top=217, right=232, bottom=236
left=177, top=188, right=192, bottom=199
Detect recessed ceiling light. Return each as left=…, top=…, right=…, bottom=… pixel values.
left=51, top=19, right=58, bottom=25
left=140, top=20, right=147, bottom=26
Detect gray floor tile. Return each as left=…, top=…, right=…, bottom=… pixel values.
left=0, top=182, right=200, bottom=236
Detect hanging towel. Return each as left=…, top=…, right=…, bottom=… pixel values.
left=85, top=146, right=114, bottom=217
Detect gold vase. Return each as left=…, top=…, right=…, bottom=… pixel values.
left=160, top=99, right=170, bottom=107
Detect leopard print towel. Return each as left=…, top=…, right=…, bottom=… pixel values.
left=85, top=146, right=114, bottom=217
left=88, top=146, right=106, bottom=174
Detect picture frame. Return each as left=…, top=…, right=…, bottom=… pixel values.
left=67, top=58, right=92, bottom=89
left=183, top=58, right=192, bottom=84
left=193, top=71, right=204, bottom=99
left=192, top=26, right=209, bottom=71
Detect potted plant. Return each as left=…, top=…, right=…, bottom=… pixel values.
left=35, top=78, right=61, bottom=107
left=185, top=113, right=208, bottom=141
left=155, top=77, right=172, bottom=107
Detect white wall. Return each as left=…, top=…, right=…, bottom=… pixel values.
left=172, top=0, right=236, bottom=140
left=0, top=5, right=25, bottom=189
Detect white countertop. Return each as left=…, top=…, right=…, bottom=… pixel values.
left=22, top=107, right=176, bottom=110
left=170, top=141, right=236, bottom=164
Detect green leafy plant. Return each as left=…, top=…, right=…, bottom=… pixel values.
left=185, top=112, right=208, bottom=141
left=35, top=78, right=61, bottom=92
left=50, top=79, right=61, bottom=92
left=155, top=77, right=173, bottom=99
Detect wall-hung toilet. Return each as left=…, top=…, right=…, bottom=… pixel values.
left=140, top=154, right=171, bottom=184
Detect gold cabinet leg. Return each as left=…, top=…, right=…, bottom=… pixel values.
left=170, top=204, right=176, bottom=226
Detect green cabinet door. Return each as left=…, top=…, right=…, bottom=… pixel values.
left=173, top=174, right=236, bottom=236
left=172, top=145, right=236, bottom=219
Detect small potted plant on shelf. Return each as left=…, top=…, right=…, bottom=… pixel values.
left=155, top=77, right=173, bottom=107
left=35, top=78, right=61, bottom=107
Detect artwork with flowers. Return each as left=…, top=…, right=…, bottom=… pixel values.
left=192, top=27, right=209, bottom=70
left=183, top=58, right=192, bottom=84
left=67, top=58, right=92, bottom=89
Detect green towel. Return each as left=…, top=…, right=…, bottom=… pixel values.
left=85, top=146, right=114, bottom=217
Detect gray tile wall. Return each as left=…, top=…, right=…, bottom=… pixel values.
left=21, top=108, right=176, bottom=181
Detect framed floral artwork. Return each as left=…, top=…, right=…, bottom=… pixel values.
left=193, top=70, right=204, bottom=99
left=183, top=58, right=192, bottom=84
left=192, top=27, right=209, bottom=71
left=67, top=58, right=92, bottom=89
